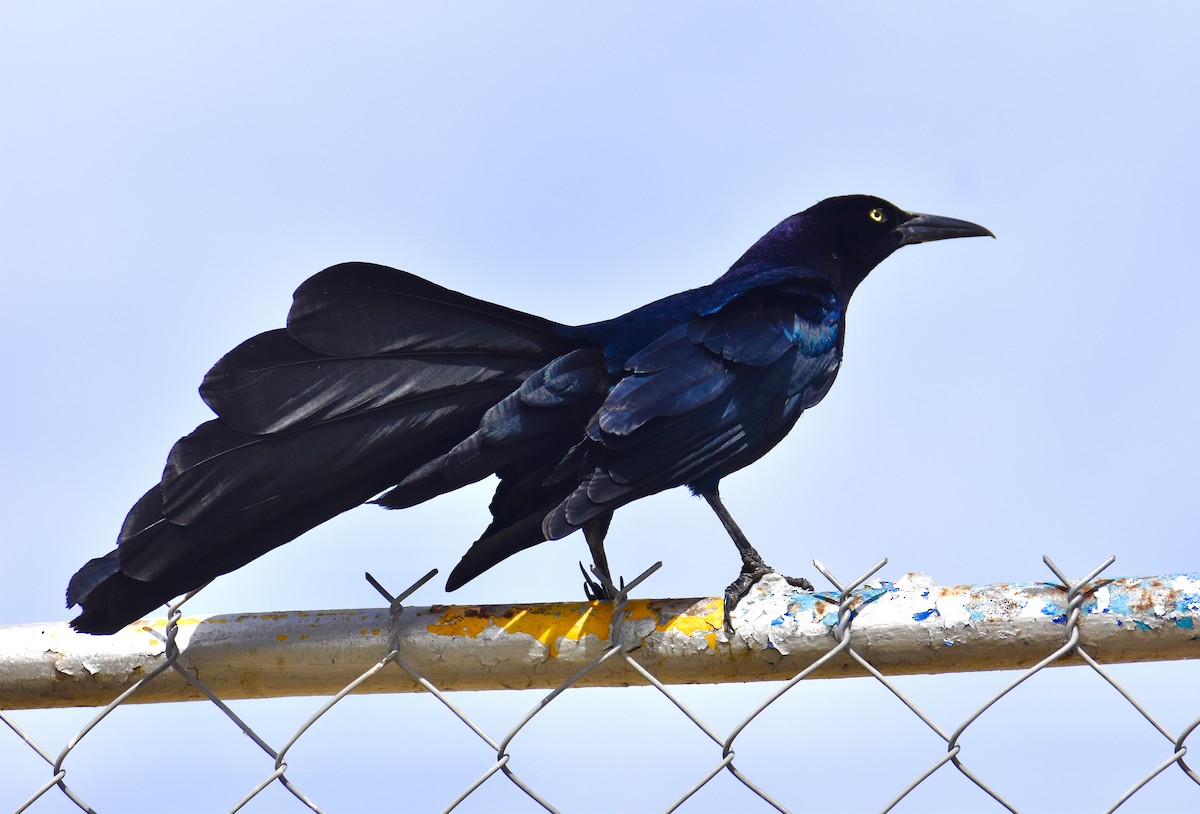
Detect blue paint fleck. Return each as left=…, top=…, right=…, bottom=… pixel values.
left=943, top=639, right=954, bottom=646
left=1105, top=594, right=1134, bottom=617
left=820, top=612, right=839, bottom=627
left=1134, top=620, right=1152, bottom=631
left=912, top=608, right=938, bottom=622
left=1176, top=618, right=1194, bottom=629
left=1037, top=601, right=1068, bottom=624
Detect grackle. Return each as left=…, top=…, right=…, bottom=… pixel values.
left=67, top=195, right=991, bottom=634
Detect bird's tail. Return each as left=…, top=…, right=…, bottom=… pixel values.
left=68, top=262, right=579, bottom=633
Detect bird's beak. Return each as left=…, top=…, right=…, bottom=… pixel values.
left=896, top=212, right=995, bottom=246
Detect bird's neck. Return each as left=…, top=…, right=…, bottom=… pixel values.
left=715, top=256, right=873, bottom=301
left=719, top=221, right=879, bottom=299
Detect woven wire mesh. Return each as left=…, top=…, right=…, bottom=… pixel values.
left=3, top=556, right=1199, bottom=813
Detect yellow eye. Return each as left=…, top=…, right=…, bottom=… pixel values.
left=869, top=208, right=885, bottom=223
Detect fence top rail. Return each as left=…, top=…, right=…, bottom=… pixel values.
left=3, top=571, right=1198, bottom=710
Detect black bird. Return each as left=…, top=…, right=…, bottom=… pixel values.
left=67, top=195, right=991, bottom=634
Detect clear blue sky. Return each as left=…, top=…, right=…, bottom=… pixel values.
left=3, top=4, right=1199, bottom=812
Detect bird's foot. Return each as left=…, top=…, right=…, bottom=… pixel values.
left=723, top=564, right=813, bottom=633
left=580, top=561, right=625, bottom=602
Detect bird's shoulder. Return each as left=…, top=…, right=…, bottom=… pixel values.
left=689, top=274, right=844, bottom=365
left=590, top=275, right=844, bottom=439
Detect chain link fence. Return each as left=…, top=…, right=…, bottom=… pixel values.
left=3, top=555, right=1198, bottom=813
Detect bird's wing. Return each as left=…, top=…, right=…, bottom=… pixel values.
left=544, top=280, right=844, bottom=536
left=395, top=348, right=612, bottom=592
left=376, top=347, right=609, bottom=510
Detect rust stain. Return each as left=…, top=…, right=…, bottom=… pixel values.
left=1127, top=589, right=1155, bottom=614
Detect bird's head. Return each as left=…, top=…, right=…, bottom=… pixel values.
left=723, top=194, right=993, bottom=294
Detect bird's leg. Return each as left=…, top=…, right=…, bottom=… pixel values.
left=702, top=490, right=813, bottom=632
left=580, top=512, right=620, bottom=601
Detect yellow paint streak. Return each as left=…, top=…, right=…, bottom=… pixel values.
left=427, top=598, right=725, bottom=657
left=645, top=599, right=724, bottom=638
left=427, top=603, right=612, bottom=657
left=275, top=634, right=289, bottom=642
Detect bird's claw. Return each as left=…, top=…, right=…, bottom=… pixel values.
left=582, top=560, right=609, bottom=601
left=723, top=565, right=813, bottom=633
left=580, top=561, right=625, bottom=602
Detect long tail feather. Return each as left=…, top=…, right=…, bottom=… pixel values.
left=68, top=263, right=579, bottom=633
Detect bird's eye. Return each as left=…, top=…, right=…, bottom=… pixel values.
left=869, top=208, right=885, bottom=223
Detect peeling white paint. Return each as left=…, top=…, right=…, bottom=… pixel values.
left=623, top=616, right=657, bottom=648
left=895, top=573, right=938, bottom=592
left=934, top=595, right=973, bottom=628
left=1014, top=596, right=1050, bottom=621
